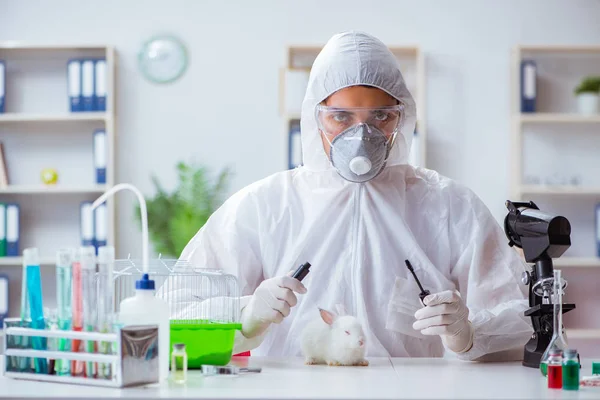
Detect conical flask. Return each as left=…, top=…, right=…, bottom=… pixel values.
left=540, top=269, right=568, bottom=376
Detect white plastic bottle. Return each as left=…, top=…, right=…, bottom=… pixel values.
left=119, top=273, right=170, bottom=380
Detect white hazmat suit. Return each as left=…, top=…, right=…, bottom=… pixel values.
left=181, top=31, right=533, bottom=360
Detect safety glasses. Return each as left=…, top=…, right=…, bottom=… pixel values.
left=315, top=104, right=405, bottom=139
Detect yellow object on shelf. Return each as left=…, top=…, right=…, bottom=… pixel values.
left=40, top=168, right=58, bottom=185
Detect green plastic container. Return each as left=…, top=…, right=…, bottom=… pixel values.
left=170, top=320, right=242, bottom=369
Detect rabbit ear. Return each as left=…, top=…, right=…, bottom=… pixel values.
left=334, top=304, right=347, bottom=316
left=319, top=308, right=336, bottom=325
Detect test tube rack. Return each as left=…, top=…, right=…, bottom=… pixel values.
left=2, top=318, right=160, bottom=388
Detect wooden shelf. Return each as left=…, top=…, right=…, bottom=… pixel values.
left=0, top=43, right=111, bottom=51
left=0, top=185, right=107, bottom=194
left=518, top=113, right=600, bottom=124
left=518, top=45, right=600, bottom=54
left=0, top=113, right=108, bottom=123
left=554, top=257, right=600, bottom=268
left=519, top=185, right=600, bottom=196
left=0, top=256, right=55, bottom=266
left=567, top=329, right=600, bottom=340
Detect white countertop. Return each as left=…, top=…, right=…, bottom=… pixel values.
left=1, top=357, right=598, bottom=399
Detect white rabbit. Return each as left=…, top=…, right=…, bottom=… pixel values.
left=301, top=307, right=369, bottom=366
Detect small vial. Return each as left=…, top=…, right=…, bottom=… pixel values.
left=546, top=349, right=563, bottom=389
left=171, top=343, right=187, bottom=384
left=562, top=349, right=580, bottom=391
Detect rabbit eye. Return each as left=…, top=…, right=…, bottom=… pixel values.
left=345, top=331, right=350, bottom=335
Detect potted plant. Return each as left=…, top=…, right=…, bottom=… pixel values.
left=136, top=161, right=232, bottom=258
left=574, top=76, right=600, bottom=115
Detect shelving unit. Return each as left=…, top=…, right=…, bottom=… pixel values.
left=0, top=43, right=117, bottom=316
left=511, top=45, right=600, bottom=350
left=280, top=45, right=427, bottom=170
left=0, top=112, right=109, bottom=122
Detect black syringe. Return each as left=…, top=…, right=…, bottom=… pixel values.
left=405, top=260, right=430, bottom=304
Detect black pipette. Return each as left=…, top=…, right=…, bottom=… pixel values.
left=292, top=262, right=311, bottom=282
left=405, top=260, right=430, bottom=304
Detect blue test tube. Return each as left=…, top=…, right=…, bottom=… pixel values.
left=23, top=248, right=48, bottom=374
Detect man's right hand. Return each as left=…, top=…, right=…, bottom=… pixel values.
left=241, top=273, right=307, bottom=338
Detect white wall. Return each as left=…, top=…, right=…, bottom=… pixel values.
left=1, top=0, right=599, bottom=260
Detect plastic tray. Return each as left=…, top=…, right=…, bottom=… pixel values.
left=170, top=320, right=242, bottom=368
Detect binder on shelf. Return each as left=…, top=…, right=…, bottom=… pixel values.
left=94, top=59, right=107, bottom=112
left=80, top=201, right=94, bottom=247
left=6, top=203, right=19, bottom=257
left=81, top=59, right=95, bottom=112
left=67, top=59, right=82, bottom=112
left=94, top=202, right=107, bottom=254
left=0, top=60, right=5, bottom=113
left=0, top=142, right=8, bottom=188
left=93, top=129, right=107, bottom=184
left=0, top=274, right=8, bottom=325
left=288, top=120, right=302, bottom=169
left=0, top=203, right=6, bottom=257
left=520, top=60, right=537, bottom=113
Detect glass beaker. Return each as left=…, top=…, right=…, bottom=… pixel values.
left=540, top=270, right=568, bottom=376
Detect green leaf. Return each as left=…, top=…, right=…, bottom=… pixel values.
left=134, top=161, right=232, bottom=258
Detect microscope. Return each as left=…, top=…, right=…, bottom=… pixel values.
left=503, top=200, right=576, bottom=368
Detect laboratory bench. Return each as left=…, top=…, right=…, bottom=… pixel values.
left=1, top=357, right=598, bottom=399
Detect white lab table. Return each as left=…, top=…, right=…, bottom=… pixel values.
left=1, top=357, right=598, bottom=399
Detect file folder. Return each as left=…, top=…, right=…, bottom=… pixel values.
left=0, top=60, right=5, bottom=113
left=93, top=129, right=107, bottom=184
left=520, top=60, right=537, bottom=113
left=94, top=59, right=107, bottom=112
left=81, top=60, right=95, bottom=112
left=6, top=203, right=19, bottom=257
left=0, top=203, right=6, bottom=257
left=67, top=59, right=82, bottom=112
left=596, top=203, right=600, bottom=258
left=94, top=202, right=107, bottom=254
left=80, top=202, right=94, bottom=247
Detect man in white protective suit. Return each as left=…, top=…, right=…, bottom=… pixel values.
left=179, top=31, right=533, bottom=360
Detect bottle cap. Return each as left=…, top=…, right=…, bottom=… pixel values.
left=135, top=273, right=155, bottom=290
left=79, top=246, right=96, bottom=270
left=173, top=343, right=186, bottom=351
left=592, top=362, right=600, bottom=375
left=564, top=348, right=578, bottom=358
left=56, top=248, right=74, bottom=267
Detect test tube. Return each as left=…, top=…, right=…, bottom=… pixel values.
left=23, top=248, right=48, bottom=374
left=80, top=246, right=97, bottom=378
left=18, top=252, right=31, bottom=371
left=96, top=246, right=114, bottom=379
left=71, top=249, right=83, bottom=376
left=55, top=248, right=74, bottom=376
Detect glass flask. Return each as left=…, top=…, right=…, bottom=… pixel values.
left=540, top=270, right=568, bottom=376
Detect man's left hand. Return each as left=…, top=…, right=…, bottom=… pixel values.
left=412, top=290, right=474, bottom=353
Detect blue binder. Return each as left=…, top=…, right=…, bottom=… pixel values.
left=94, top=202, right=107, bottom=254
left=288, top=120, right=302, bottom=169
left=0, top=60, right=5, bottom=113
left=67, top=59, right=82, bottom=112
left=93, top=129, right=107, bottom=184
left=80, top=202, right=94, bottom=247
left=81, top=59, right=95, bottom=112
left=94, top=59, right=107, bottom=112
left=520, top=60, right=537, bottom=113
left=6, top=203, right=19, bottom=257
